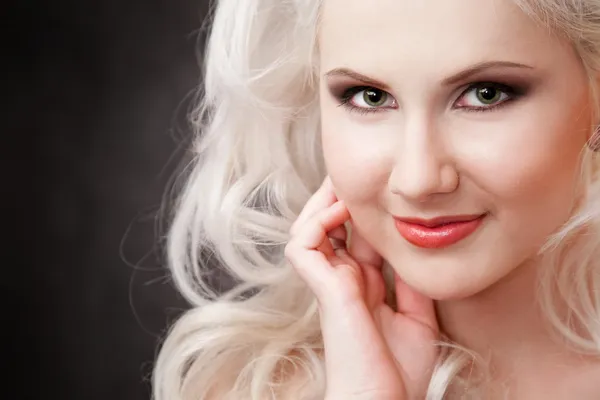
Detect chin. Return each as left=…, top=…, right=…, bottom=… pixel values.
left=386, top=251, right=517, bottom=301
left=411, top=280, right=492, bottom=301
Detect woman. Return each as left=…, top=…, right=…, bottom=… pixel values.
left=153, top=0, right=600, bottom=398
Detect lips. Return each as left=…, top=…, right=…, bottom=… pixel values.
left=393, top=214, right=486, bottom=249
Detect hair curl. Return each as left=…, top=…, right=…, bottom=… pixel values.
left=153, top=1, right=600, bottom=398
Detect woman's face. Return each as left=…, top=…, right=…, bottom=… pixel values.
left=319, top=0, right=592, bottom=300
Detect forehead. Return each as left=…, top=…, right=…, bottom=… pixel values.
left=318, top=0, right=570, bottom=75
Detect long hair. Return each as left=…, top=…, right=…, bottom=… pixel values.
left=153, top=1, right=600, bottom=398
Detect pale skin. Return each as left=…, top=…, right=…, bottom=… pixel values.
left=286, top=0, right=600, bottom=398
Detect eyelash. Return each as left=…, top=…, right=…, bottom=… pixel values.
left=337, top=82, right=523, bottom=114
left=337, top=86, right=391, bottom=115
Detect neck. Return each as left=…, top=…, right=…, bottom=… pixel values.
left=436, top=253, right=600, bottom=396
left=437, top=256, right=578, bottom=382
left=436, top=258, right=547, bottom=362
left=436, top=242, right=600, bottom=399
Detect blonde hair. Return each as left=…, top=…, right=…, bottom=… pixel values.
left=153, top=1, right=600, bottom=398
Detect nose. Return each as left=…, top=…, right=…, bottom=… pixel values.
left=388, top=118, right=459, bottom=202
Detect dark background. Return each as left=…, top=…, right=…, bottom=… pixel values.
left=7, top=1, right=210, bottom=399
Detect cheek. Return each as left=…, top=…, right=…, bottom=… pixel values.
left=465, top=133, right=580, bottom=204
left=456, top=107, right=586, bottom=239
left=321, top=113, right=395, bottom=204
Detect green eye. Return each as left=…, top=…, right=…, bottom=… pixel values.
left=363, top=89, right=388, bottom=107
left=454, top=82, right=519, bottom=111
left=475, top=86, right=502, bottom=105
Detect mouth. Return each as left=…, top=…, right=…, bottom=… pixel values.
left=393, top=213, right=487, bottom=249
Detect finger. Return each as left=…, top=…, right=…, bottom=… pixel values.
left=326, top=224, right=348, bottom=256
left=285, top=200, right=350, bottom=288
left=290, top=176, right=337, bottom=235
left=348, top=223, right=383, bottom=268
left=329, top=237, right=347, bottom=252
left=395, top=274, right=439, bottom=332
left=328, top=225, right=347, bottom=243
left=340, top=223, right=385, bottom=309
left=321, top=221, right=349, bottom=257
left=331, top=236, right=384, bottom=310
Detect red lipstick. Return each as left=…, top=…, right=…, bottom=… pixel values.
left=394, top=214, right=486, bottom=249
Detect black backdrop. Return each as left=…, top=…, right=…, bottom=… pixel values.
left=7, top=1, right=209, bottom=399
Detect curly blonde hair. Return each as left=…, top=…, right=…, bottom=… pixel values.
left=153, top=1, right=600, bottom=398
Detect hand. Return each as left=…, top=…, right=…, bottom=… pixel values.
left=285, top=177, right=440, bottom=400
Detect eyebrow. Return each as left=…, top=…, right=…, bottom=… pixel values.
left=324, top=61, right=534, bottom=89
left=442, top=61, right=534, bottom=85
left=324, top=68, right=391, bottom=90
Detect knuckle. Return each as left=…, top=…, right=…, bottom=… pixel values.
left=289, top=222, right=298, bottom=236
left=283, top=242, right=295, bottom=260
left=285, top=245, right=311, bottom=280
left=284, top=242, right=303, bottom=267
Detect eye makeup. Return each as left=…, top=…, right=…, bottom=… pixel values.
left=326, top=77, right=531, bottom=115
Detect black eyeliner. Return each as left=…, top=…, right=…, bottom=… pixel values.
left=330, top=80, right=529, bottom=114
left=453, top=81, right=528, bottom=113
left=335, top=85, right=394, bottom=114
left=339, top=86, right=372, bottom=104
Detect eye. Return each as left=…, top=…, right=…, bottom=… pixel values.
left=455, top=83, right=513, bottom=110
left=341, top=87, right=397, bottom=111
left=354, top=88, right=394, bottom=107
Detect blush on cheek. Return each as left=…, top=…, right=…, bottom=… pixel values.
left=466, top=119, right=583, bottom=203
left=324, top=146, right=392, bottom=204
left=327, top=164, right=375, bottom=203
left=320, top=110, right=396, bottom=204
